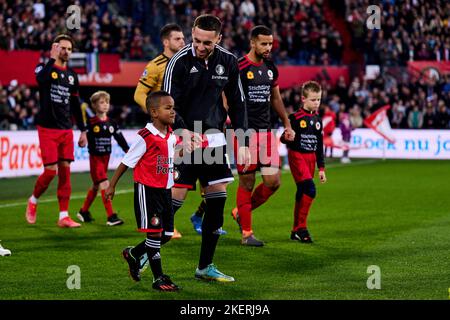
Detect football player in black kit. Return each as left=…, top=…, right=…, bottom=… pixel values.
left=230, top=25, right=295, bottom=247
left=163, top=14, right=250, bottom=282
left=77, top=91, right=129, bottom=226
left=25, top=34, right=87, bottom=228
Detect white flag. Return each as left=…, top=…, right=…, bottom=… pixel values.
left=363, top=105, right=396, bottom=144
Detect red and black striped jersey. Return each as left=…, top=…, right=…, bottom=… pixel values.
left=238, top=55, right=279, bottom=130
left=35, top=58, right=85, bottom=131
left=286, top=108, right=325, bottom=169
left=122, top=123, right=176, bottom=189
left=86, top=113, right=129, bottom=156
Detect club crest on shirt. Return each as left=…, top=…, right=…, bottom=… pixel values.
left=109, top=126, right=114, bottom=133
left=174, top=169, right=180, bottom=181
left=150, top=216, right=160, bottom=226
left=35, top=65, right=43, bottom=74
left=215, top=64, right=225, bottom=75
left=51, top=72, right=58, bottom=79
left=247, top=71, right=254, bottom=79
left=268, top=69, right=273, bottom=80
left=68, top=75, right=74, bottom=85
left=93, top=125, right=100, bottom=133
left=316, top=122, right=321, bottom=130
left=300, top=120, right=307, bottom=128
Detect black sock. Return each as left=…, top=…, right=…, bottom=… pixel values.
left=172, top=198, right=184, bottom=215
left=145, top=237, right=163, bottom=279
left=195, top=199, right=207, bottom=218
left=199, top=232, right=220, bottom=270
left=130, top=240, right=146, bottom=259
left=198, top=192, right=226, bottom=270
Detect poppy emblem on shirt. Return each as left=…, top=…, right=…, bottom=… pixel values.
left=93, top=125, right=100, bottom=133
left=150, top=216, right=160, bottom=226
left=300, top=120, right=307, bottom=128
left=316, top=122, right=321, bottom=130
left=247, top=71, right=254, bottom=79
left=51, top=72, right=58, bottom=79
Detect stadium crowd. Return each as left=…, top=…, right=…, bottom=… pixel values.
left=0, top=0, right=449, bottom=130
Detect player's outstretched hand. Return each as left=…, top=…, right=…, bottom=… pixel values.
left=105, top=187, right=115, bottom=201
left=78, top=131, right=87, bottom=147
left=50, top=43, right=61, bottom=60
left=319, top=171, right=327, bottom=184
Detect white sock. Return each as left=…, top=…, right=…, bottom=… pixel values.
left=59, top=211, right=69, bottom=220
left=29, top=195, right=38, bottom=204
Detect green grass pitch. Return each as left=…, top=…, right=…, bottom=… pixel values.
left=0, top=159, right=449, bottom=300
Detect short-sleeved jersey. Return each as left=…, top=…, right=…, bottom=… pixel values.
left=238, top=55, right=279, bottom=130
left=122, top=123, right=176, bottom=189
left=35, top=59, right=84, bottom=130
left=286, top=108, right=325, bottom=170
left=138, top=53, right=170, bottom=92
left=86, top=110, right=129, bottom=156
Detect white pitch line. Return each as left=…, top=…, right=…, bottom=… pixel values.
left=0, top=189, right=134, bottom=209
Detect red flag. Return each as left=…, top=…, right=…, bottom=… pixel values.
left=363, top=105, right=396, bottom=144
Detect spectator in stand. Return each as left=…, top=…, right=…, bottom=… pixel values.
left=422, top=104, right=437, bottom=129
left=407, top=104, right=424, bottom=129
left=435, top=101, right=449, bottom=129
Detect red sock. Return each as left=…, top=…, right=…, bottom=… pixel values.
left=33, top=168, right=57, bottom=198
left=294, top=194, right=314, bottom=231
left=101, top=189, right=114, bottom=217
left=57, top=165, right=71, bottom=212
left=82, top=188, right=98, bottom=212
left=236, top=186, right=252, bottom=233
left=251, top=183, right=276, bottom=210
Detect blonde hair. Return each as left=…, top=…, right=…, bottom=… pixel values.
left=301, top=81, right=322, bottom=98
left=90, top=91, right=110, bottom=108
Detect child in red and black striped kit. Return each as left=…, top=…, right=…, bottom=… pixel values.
left=77, top=91, right=129, bottom=226
left=106, top=91, right=180, bottom=292
left=281, top=81, right=327, bottom=243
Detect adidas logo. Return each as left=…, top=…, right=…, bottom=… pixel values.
left=190, top=66, right=199, bottom=73
left=152, top=253, right=161, bottom=260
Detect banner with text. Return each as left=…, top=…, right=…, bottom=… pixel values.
left=1, top=129, right=449, bottom=178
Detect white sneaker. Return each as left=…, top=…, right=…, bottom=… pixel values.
left=0, top=242, right=11, bottom=256
left=341, top=157, right=351, bottom=164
